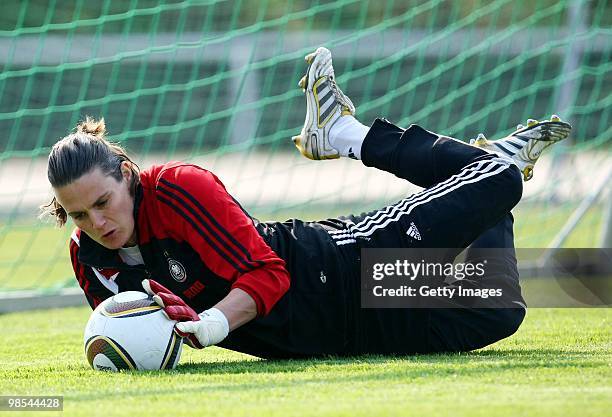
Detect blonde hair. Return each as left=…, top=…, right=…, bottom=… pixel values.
left=41, top=117, right=140, bottom=227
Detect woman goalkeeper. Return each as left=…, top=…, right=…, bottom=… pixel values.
left=44, top=47, right=571, bottom=357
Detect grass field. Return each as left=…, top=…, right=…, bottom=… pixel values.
left=0, top=198, right=608, bottom=415
left=0, top=307, right=609, bottom=416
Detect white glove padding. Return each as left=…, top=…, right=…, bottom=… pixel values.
left=175, top=308, right=229, bottom=349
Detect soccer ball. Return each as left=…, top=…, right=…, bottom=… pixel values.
left=83, top=291, right=183, bottom=371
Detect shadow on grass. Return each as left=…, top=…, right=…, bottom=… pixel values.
left=173, top=347, right=603, bottom=375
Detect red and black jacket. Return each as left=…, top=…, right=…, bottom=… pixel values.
left=70, top=162, right=352, bottom=358
left=70, top=162, right=290, bottom=316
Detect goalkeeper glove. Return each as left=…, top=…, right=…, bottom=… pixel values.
left=142, top=279, right=229, bottom=349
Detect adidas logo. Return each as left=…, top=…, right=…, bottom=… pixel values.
left=406, top=222, right=422, bottom=240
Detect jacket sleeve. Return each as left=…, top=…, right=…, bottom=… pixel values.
left=154, top=165, right=290, bottom=316
left=69, top=229, right=116, bottom=310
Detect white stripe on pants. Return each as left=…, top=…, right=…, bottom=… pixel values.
left=330, top=157, right=512, bottom=245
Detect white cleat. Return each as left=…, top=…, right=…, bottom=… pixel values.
left=292, top=47, right=356, bottom=160
left=470, top=115, right=572, bottom=181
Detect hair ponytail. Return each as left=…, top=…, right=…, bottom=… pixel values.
left=75, top=116, right=106, bottom=137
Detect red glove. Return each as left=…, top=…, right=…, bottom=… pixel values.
left=142, top=279, right=203, bottom=348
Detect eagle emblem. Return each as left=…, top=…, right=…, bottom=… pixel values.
left=167, top=258, right=187, bottom=282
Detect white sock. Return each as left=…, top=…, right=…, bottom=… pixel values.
left=329, top=115, right=369, bottom=159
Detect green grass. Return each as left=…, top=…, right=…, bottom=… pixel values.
left=0, top=202, right=605, bottom=291
left=0, top=307, right=609, bottom=416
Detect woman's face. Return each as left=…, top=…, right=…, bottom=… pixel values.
left=54, top=162, right=136, bottom=249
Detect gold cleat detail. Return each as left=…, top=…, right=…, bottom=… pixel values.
left=527, top=118, right=538, bottom=127
left=473, top=133, right=488, bottom=146
left=305, top=52, right=316, bottom=64
left=292, top=135, right=309, bottom=158
left=522, top=166, right=533, bottom=181
left=298, top=75, right=306, bottom=90
left=550, top=114, right=560, bottom=122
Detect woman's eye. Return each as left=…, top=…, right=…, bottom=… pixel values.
left=73, top=213, right=84, bottom=220
left=96, top=200, right=107, bottom=208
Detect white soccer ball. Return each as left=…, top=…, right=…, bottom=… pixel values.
left=83, top=291, right=183, bottom=371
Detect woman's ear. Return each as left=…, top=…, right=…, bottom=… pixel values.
left=121, top=161, right=132, bottom=181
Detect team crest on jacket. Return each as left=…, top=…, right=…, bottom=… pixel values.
left=168, top=258, right=187, bottom=282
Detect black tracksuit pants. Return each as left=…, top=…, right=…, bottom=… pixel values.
left=227, top=118, right=527, bottom=358
left=331, top=118, right=527, bottom=355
